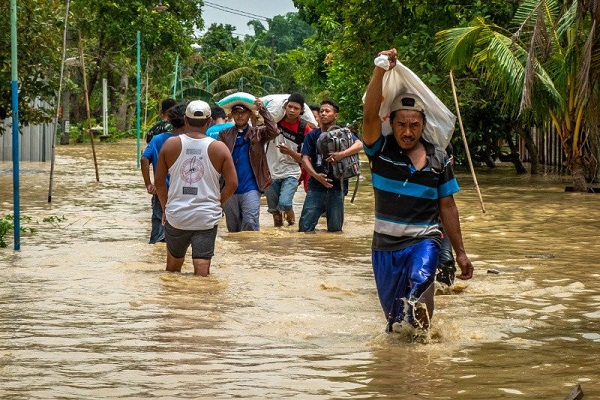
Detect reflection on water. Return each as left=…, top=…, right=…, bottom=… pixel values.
left=1, top=140, right=599, bottom=398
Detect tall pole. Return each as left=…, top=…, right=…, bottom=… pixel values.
left=102, top=78, right=108, bottom=135
left=136, top=31, right=141, bottom=168
left=172, top=54, right=179, bottom=99
left=48, top=0, right=71, bottom=203
left=78, top=31, right=100, bottom=182
left=10, top=0, right=20, bottom=250
left=144, top=59, right=149, bottom=129
left=449, top=71, right=486, bottom=213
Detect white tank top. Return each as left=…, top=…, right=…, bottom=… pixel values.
left=166, top=135, right=222, bottom=230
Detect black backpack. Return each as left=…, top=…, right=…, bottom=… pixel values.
left=317, top=125, right=361, bottom=180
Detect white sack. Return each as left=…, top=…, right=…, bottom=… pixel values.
left=260, top=94, right=318, bottom=127
left=216, top=92, right=257, bottom=114
left=368, top=56, right=456, bottom=149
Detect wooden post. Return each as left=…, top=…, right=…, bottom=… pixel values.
left=78, top=31, right=100, bottom=182
left=449, top=71, right=486, bottom=213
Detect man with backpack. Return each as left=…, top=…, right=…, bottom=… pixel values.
left=146, top=98, right=176, bottom=144
left=298, top=99, right=363, bottom=232
left=264, top=93, right=312, bottom=227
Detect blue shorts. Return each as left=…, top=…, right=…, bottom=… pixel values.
left=372, top=239, right=439, bottom=326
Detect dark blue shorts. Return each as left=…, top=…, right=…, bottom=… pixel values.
left=372, top=239, right=439, bottom=325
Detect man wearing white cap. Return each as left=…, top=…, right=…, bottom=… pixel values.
left=362, top=48, right=473, bottom=334
left=155, top=100, right=238, bottom=276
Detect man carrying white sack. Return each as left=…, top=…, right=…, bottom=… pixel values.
left=218, top=97, right=279, bottom=232
left=264, top=92, right=312, bottom=227
left=362, top=48, right=473, bottom=335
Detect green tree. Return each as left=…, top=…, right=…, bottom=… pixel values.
left=181, top=33, right=281, bottom=103
left=436, top=0, right=600, bottom=190
left=199, top=23, right=241, bottom=58
left=0, top=0, right=63, bottom=133
left=68, top=0, right=202, bottom=131
left=293, top=0, right=516, bottom=127
left=189, top=16, right=315, bottom=104
left=265, top=13, right=315, bottom=54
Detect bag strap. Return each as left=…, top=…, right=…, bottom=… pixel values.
left=297, top=119, right=307, bottom=135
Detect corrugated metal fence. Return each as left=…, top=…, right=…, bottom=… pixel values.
left=519, top=122, right=566, bottom=172
left=0, top=118, right=55, bottom=162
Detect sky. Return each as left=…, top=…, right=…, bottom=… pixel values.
left=201, top=0, right=298, bottom=37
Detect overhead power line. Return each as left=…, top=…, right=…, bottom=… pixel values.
left=204, top=1, right=269, bottom=22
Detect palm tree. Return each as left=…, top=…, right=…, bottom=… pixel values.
left=175, top=51, right=282, bottom=104
left=436, top=0, right=600, bottom=191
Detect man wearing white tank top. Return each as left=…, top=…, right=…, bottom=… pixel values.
left=155, top=100, right=238, bottom=276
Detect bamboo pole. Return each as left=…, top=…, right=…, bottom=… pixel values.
left=449, top=71, right=486, bottom=213
left=78, top=31, right=100, bottom=182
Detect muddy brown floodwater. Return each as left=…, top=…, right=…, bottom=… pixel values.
left=1, top=139, right=599, bottom=398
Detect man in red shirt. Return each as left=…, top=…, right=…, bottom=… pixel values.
left=264, top=93, right=312, bottom=227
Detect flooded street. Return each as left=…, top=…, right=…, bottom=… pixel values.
left=1, top=139, right=599, bottom=398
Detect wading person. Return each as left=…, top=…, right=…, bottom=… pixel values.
left=140, top=103, right=186, bottom=244
left=146, top=98, right=176, bottom=144
left=362, top=48, right=473, bottom=334
left=206, top=106, right=234, bottom=139
left=155, top=100, right=238, bottom=276
left=265, top=93, right=311, bottom=227
left=217, top=97, right=279, bottom=232
left=436, top=143, right=457, bottom=287
left=298, top=99, right=363, bottom=233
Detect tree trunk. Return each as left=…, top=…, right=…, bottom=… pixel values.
left=116, top=71, right=129, bottom=131
left=513, top=123, right=540, bottom=174
left=505, top=131, right=527, bottom=174
left=482, top=146, right=496, bottom=168
left=570, top=155, right=588, bottom=192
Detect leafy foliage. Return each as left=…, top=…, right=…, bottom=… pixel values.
left=292, top=0, right=516, bottom=127
left=436, top=0, right=600, bottom=188
left=0, top=215, right=37, bottom=248
left=0, top=0, right=64, bottom=133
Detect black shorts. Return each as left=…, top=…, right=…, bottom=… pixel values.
left=164, top=222, right=218, bottom=259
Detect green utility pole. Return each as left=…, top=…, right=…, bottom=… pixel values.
left=136, top=31, right=141, bottom=167
left=172, top=54, right=179, bottom=98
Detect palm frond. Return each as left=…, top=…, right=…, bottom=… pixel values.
left=522, top=8, right=553, bottom=109
left=556, top=1, right=579, bottom=39
left=178, top=87, right=214, bottom=103
left=208, top=66, right=256, bottom=92
left=435, top=18, right=491, bottom=68
left=591, top=32, right=600, bottom=72
left=512, top=0, right=561, bottom=29
left=470, top=31, right=562, bottom=117
left=471, top=33, right=525, bottom=94
left=575, top=20, right=595, bottom=105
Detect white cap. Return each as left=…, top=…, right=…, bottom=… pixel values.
left=390, top=93, right=425, bottom=114
left=185, top=100, right=211, bottom=119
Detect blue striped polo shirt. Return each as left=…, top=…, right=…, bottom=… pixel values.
left=364, top=134, right=459, bottom=251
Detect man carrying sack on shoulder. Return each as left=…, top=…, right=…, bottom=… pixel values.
left=362, top=48, right=473, bottom=335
